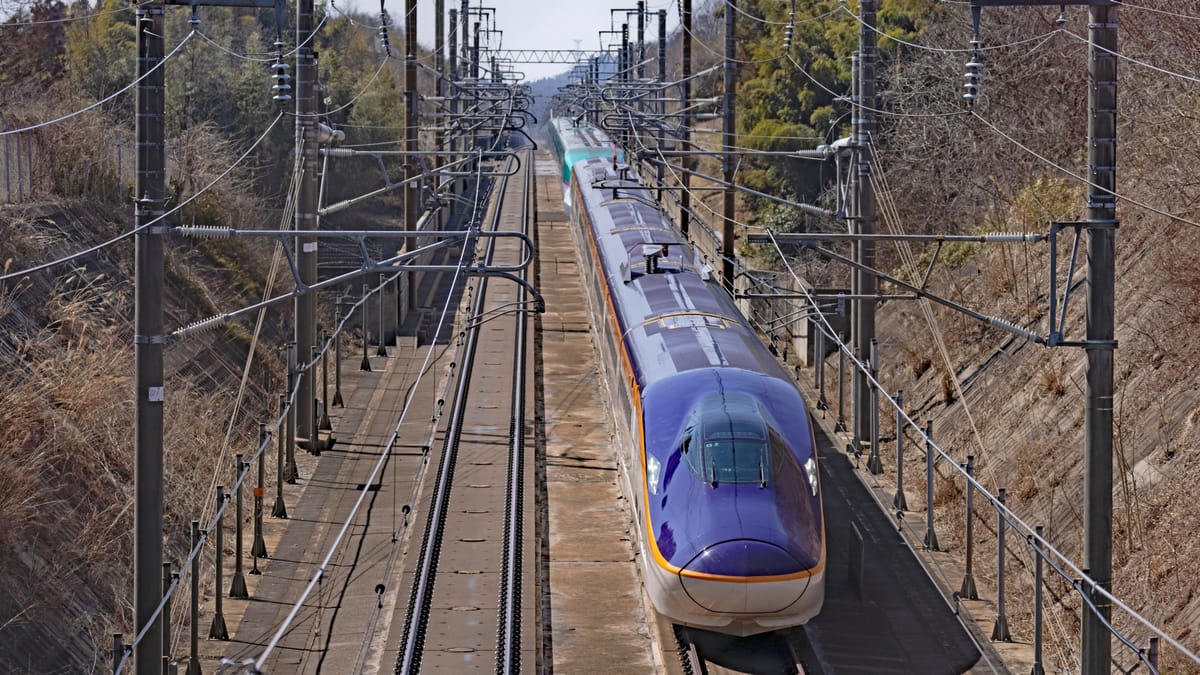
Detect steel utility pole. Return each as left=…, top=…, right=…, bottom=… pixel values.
left=294, top=0, right=317, bottom=452
left=721, top=0, right=736, bottom=293
left=404, top=0, right=418, bottom=242
left=968, top=2, right=1117, bottom=670
left=1083, top=3, right=1117, bottom=671
left=656, top=9, right=666, bottom=198
left=133, top=0, right=166, bottom=669
left=434, top=0, right=445, bottom=227
left=854, top=0, right=877, bottom=452
left=448, top=8, right=458, bottom=185
left=679, top=0, right=691, bottom=237
left=460, top=0, right=469, bottom=83
left=636, top=1, right=645, bottom=80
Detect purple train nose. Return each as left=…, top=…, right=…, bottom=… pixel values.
left=679, top=539, right=808, bottom=614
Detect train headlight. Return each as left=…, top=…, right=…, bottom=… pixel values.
left=647, top=455, right=661, bottom=495
left=804, top=457, right=818, bottom=496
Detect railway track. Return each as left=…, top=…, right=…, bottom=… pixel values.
left=671, top=623, right=806, bottom=675
left=393, top=148, right=536, bottom=673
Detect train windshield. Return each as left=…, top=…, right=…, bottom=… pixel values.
left=681, top=393, right=774, bottom=485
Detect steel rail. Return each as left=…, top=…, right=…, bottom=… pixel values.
left=496, top=145, right=532, bottom=673
left=395, top=154, right=514, bottom=674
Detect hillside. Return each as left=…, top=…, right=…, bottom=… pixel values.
left=4, top=0, right=1200, bottom=671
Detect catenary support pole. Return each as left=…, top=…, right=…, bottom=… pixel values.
left=636, top=1, right=645, bottom=80
left=403, top=0, right=417, bottom=259
left=656, top=9, right=666, bottom=201
left=1082, top=3, right=1117, bottom=671
left=434, top=0, right=445, bottom=230
left=294, top=0, right=317, bottom=469
left=133, top=1, right=166, bottom=669
left=679, top=0, right=691, bottom=237
left=854, top=0, right=878, bottom=453
left=721, top=0, right=737, bottom=294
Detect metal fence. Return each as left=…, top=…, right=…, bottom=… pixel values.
left=739, top=266, right=1190, bottom=674
left=0, top=112, right=38, bottom=203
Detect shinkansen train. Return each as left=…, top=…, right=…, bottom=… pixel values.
left=547, top=117, right=623, bottom=207
left=549, top=119, right=826, bottom=637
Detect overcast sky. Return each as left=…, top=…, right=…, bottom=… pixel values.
left=370, top=0, right=682, bottom=82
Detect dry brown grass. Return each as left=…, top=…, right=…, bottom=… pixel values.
left=1038, top=363, right=1067, bottom=398
left=0, top=205, right=276, bottom=669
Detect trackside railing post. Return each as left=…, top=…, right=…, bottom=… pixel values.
left=332, top=296, right=345, bottom=407
left=113, top=634, right=124, bottom=675
left=285, top=343, right=299, bottom=482
left=161, top=563, right=172, bottom=669
left=815, top=321, right=827, bottom=410
left=377, top=276, right=389, bottom=357
left=991, top=488, right=1012, bottom=642
left=1031, top=525, right=1046, bottom=675
left=319, top=332, right=332, bottom=430
left=893, top=390, right=907, bottom=510
left=252, top=423, right=268, bottom=562
left=836, top=295, right=846, bottom=432
left=361, top=284, right=373, bottom=371
left=308, top=346, right=320, bottom=455
left=272, top=395, right=289, bottom=518
left=186, top=521, right=201, bottom=675
left=1148, top=636, right=1160, bottom=673
left=230, top=456, right=249, bottom=599
left=208, top=486, right=229, bottom=640
left=961, top=455, right=979, bottom=600
left=923, top=421, right=939, bottom=551
left=867, top=339, right=882, bottom=474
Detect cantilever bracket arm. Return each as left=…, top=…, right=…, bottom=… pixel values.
left=1047, top=220, right=1119, bottom=348
left=800, top=243, right=1048, bottom=345
left=472, top=270, right=545, bottom=313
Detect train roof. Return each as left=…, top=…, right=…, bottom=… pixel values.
left=550, top=117, right=614, bottom=153
left=573, top=157, right=787, bottom=388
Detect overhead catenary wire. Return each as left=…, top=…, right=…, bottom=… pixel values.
left=676, top=20, right=786, bottom=66
left=759, top=229, right=1200, bottom=670
left=783, top=52, right=970, bottom=120
left=1061, top=27, right=1200, bottom=86
left=116, top=408, right=283, bottom=673
left=297, top=53, right=393, bottom=118
left=722, top=0, right=842, bottom=27
left=0, top=110, right=285, bottom=284
left=1112, top=0, right=1200, bottom=21
left=866, top=139, right=998, bottom=490
left=251, top=148, right=493, bottom=669
left=184, top=164, right=303, bottom=650
left=248, top=92, right=519, bottom=667
left=0, top=29, right=197, bottom=137
left=0, top=0, right=154, bottom=27
left=969, top=109, right=1200, bottom=229
left=838, top=3, right=1066, bottom=54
